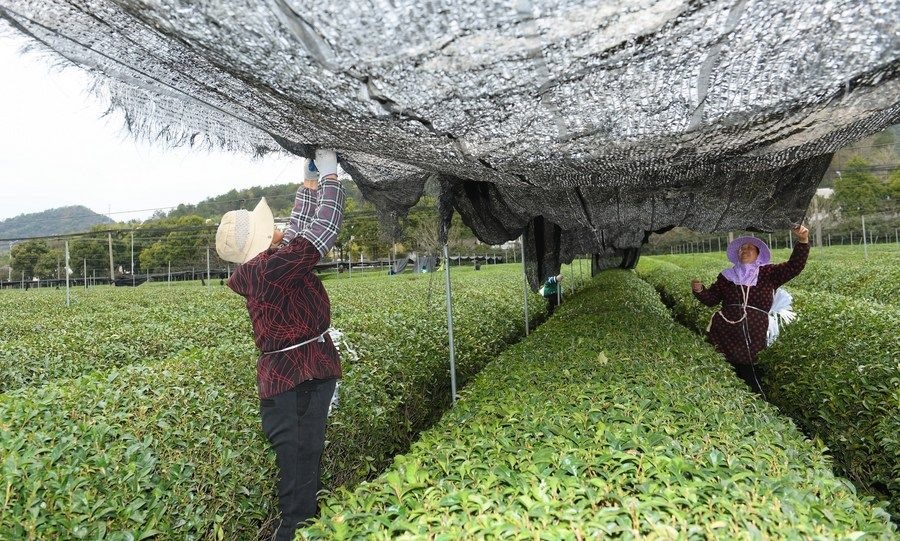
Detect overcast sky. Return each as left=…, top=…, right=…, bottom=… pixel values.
left=0, top=34, right=298, bottom=224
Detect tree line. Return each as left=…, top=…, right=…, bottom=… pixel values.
left=4, top=195, right=489, bottom=281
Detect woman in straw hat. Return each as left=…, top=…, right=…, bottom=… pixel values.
left=217, top=149, right=345, bottom=540
left=691, top=224, right=809, bottom=395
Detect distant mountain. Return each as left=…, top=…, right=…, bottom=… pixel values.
left=0, top=206, right=113, bottom=241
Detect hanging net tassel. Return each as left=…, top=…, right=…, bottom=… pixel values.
left=767, top=288, right=796, bottom=346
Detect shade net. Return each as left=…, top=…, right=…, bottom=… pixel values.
left=1, top=0, right=897, bottom=287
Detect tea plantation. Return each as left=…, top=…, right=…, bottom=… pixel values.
left=637, top=244, right=900, bottom=518
left=302, top=271, right=895, bottom=538
left=1, top=253, right=896, bottom=538
left=1, top=264, right=585, bottom=539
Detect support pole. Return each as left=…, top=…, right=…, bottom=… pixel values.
left=108, top=233, right=114, bottom=286
left=522, top=240, right=529, bottom=336
left=83, top=259, right=87, bottom=290
left=64, top=241, right=71, bottom=307
left=206, top=246, right=212, bottom=290
left=131, top=231, right=135, bottom=286
left=442, top=243, right=458, bottom=405
left=862, top=215, right=868, bottom=259
left=168, top=261, right=171, bottom=285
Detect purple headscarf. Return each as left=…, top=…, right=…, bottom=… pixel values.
left=722, top=236, right=771, bottom=286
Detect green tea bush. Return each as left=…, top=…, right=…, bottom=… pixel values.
left=637, top=256, right=900, bottom=516
left=0, top=265, right=548, bottom=396
left=0, top=286, right=252, bottom=392
left=302, top=271, right=895, bottom=539
left=0, top=265, right=557, bottom=538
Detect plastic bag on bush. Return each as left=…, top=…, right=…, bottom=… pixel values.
left=326, top=327, right=359, bottom=415
left=767, top=288, right=796, bottom=346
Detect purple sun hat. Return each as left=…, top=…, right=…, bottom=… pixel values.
left=726, top=236, right=771, bottom=265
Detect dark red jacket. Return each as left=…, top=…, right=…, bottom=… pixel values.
left=693, top=243, right=809, bottom=365
left=228, top=177, right=345, bottom=398
left=228, top=238, right=341, bottom=398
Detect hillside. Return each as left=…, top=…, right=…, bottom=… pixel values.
left=0, top=206, right=113, bottom=241
left=166, top=179, right=365, bottom=219
left=823, top=124, right=899, bottom=185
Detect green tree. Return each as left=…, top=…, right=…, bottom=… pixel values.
left=834, top=157, right=886, bottom=216
left=888, top=168, right=900, bottom=203
left=10, top=240, right=51, bottom=280
left=33, top=247, right=63, bottom=280
left=70, top=232, right=116, bottom=278
left=138, top=215, right=214, bottom=271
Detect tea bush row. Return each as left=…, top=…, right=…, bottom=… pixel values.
left=637, top=257, right=900, bottom=516
left=0, top=266, right=545, bottom=395
left=301, top=271, right=895, bottom=539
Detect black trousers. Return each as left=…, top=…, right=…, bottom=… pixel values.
left=546, top=293, right=560, bottom=315
left=733, top=363, right=765, bottom=395
left=260, top=378, right=337, bottom=541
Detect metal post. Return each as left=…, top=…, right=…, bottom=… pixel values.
left=21, top=271, right=24, bottom=289
left=64, top=241, right=71, bottom=307
left=108, top=233, right=115, bottom=285
left=168, top=261, right=171, bottom=285
left=861, top=215, right=868, bottom=259
left=83, top=259, right=87, bottom=290
left=828, top=233, right=831, bottom=246
left=130, top=231, right=135, bottom=286
left=206, top=246, right=211, bottom=290
left=522, top=241, right=529, bottom=336
left=788, top=231, right=793, bottom=250
left=717, top=237, right=722, bottom=252
left=442, top=243, right=458, bottom=405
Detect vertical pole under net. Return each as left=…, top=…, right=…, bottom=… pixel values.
left=64, top=241, right=71, bottom=307
left=108, top=233, right=114, bottom=286
left=522, top=238, right=529, bottom=336
left=862, top=216, right=868, bottom=259
left=206, top=246, right=212, bottom=290
left=443, top=243, right=458, bottom=405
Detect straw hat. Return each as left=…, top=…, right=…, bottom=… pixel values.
left=216, top=197, right=275, bottom=264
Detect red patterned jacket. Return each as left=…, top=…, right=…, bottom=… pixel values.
left=228, top=177, right=345, bottom=398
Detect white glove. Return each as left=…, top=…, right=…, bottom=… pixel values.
left=314, top=149, right=338, bottom=179
left=303, top=159, right=318, bottom=190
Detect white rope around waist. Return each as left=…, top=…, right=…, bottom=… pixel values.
left=261, top=332, right=327, bottom=355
